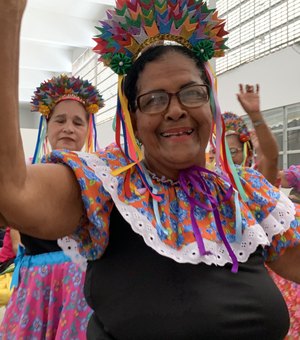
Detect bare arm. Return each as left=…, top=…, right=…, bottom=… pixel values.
left=0, top=2, right=83, bottom=239
left=9, top=228, right=21, bottom=255
left=1, top=163, right=84, bottom=240
left=278, top=170, right=290, bottom=188
left=237, top=84, right=279, bottom=185
left=267, top=245, right=300, bottom=283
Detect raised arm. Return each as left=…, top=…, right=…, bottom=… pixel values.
left=237, top=84, right=279, bottom=185
left=0, top=1, right=83, bottom=239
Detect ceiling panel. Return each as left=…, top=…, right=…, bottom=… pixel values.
left=19, top=0, right=112, bottom=107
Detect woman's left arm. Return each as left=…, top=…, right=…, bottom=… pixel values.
left=267, top=244, right=300, bottom=283
left=237, top=84, right=279, bottom=185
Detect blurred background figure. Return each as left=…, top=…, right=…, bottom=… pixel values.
left=279, top=165, right=300, bottom=203
left=219, top=84, right=279, bottom=185
left=0, top=228, right=20, bottom=322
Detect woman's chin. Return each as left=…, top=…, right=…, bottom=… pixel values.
left=168, top=148, right=203, bottom=165
left=153, top=153, right=204, bottom=172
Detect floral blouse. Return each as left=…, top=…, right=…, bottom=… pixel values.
left=46, top=143, right=300, bottom=267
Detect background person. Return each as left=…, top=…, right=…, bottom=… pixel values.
left=221, top=103, right=299, bottom=339
left=0, top=228, right=20, bottom=311
left=0, top=74, right=103, bottom=339
left=218, top=84, right=279, bottom=185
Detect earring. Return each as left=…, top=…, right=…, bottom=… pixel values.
left=136, top=138, right=143, bottom=148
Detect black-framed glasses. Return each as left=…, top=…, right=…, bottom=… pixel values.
left=229, top=147, right=243, bottom=156
left=136, top=84, right=210, bottom=115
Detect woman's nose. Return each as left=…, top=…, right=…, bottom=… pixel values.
left=164, top=96, right=187, bottom=120
left=63, top=124, right=74, bottom=134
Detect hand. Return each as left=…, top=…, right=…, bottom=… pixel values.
left=236, top=84, right=260, bottom=117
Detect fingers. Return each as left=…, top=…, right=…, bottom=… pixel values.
left=246, top=84, right=254, bottom=93
left=239, top=84, right=260, bottom=93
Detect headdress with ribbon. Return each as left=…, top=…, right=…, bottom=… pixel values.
left=93, top=0, right=235, bottom=188
left=93, top=0, right=247, bottom=272
left=222, top=111, right=253, bottom=167
left=30, top=74, right=104, bottom=163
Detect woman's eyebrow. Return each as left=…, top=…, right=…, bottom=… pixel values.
left=140, top=81, right=200, bottom=95
left=52, top=113, right=66, bottom=118
left=179, top=81, right=199, bottom=89
left=73, top=115, right=85, bottom=121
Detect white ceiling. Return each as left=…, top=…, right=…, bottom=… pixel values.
left=19, top=0, right=114, bottom=107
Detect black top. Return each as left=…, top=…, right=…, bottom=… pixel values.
left=85, top=207, right=289, bottom=340
left=21, top=234, right=61, bottom=255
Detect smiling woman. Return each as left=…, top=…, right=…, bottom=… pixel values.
left=0, top=1, right=300, bottom=339
left=127, top=46, right=213, bottom=178
left=0, top=75, right=103, bottom=339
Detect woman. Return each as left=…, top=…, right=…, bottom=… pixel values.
left=0, top=228, right=19, bottom=274
left=0, top=0, right=300, bottom=339
left=222, top=106, right=299, bottom=339
left=0, top=75, right=103, bottom=339
left=274, top=165, right=300, bottom=338
left=219, top=83, right=279, bottom=185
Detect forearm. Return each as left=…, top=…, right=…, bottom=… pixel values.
left=250, top=113, right=278, bottom=161
left=267, top=244, right=300, bottom=283
left=0, top=3, right=27, bottom=200
left=249, top=113, right=278, bottom=184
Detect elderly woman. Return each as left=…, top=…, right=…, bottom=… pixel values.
left=0, top=74, right=103, bottom=339
left=222, top=108, right=279, bottom=185
left=0, top=0, right=300, bottom=339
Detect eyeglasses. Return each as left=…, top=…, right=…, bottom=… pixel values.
left=229, top=147, right=243, bottom=156
left=136, top=84, right=210, bottom=115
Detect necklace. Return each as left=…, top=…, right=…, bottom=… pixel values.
left=147, top=169, right=180, bottom=186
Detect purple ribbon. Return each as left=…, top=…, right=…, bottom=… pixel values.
left=179, top=166, right=238, bottom=273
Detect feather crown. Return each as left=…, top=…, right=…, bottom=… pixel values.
left=31, top=74, right=104, bottom=117
left=93, top=0, right=228, bottom=75
left=222, top=112, right=251, bottom=143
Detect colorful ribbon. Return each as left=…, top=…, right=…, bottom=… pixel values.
left=179, top=166, right=239, bottom=273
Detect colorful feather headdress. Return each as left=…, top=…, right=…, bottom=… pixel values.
left=222, top=112, right=253, bottom=167
left=31, top=74, right=104, bottom=117
left=30, top=75, right=104, bottom=163
left=94, top=0, right=228, bottom=74
left=222, top=112, right=251, bottom=143
left=93, top=0, right=234, bottom=185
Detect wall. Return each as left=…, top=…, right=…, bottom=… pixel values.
left=93, top=46, right=300, bottom=147
left=217, top=46, right=300, bottom=115
left=96, top=118, right=115, bottom=148
left=21, top=128, right=38, bottom=160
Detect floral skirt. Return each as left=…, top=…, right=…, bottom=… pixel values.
left=269, top=270, right=300, bottom=339
left=0, top=251, right=92, bottom=340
